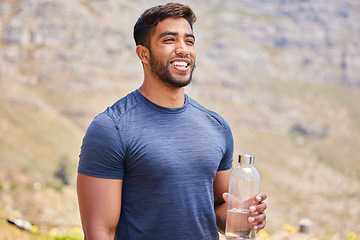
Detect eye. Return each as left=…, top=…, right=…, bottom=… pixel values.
left=186, top=38, right=195, bottom=46
left=163, top=38, right=175, bottom=43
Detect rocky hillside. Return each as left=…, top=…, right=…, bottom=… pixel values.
left=1, top=0, right=359, bottom=238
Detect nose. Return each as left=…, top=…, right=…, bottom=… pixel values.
left=175, top=41, right=190, bottom=57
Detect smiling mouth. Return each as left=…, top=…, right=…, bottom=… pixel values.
left=170, top=59, right=191, bottom=70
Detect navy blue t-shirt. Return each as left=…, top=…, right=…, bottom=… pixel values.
left=78, top=90, right=234, bottom=240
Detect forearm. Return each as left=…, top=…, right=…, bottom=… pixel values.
left=213, top=169, right=232, bottom=234
left=215, top=201, right=227, bottom=234
left=83, top=228, right=115, bottom=240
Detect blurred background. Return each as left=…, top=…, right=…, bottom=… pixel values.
left=0, top=0, right=359, bottom=239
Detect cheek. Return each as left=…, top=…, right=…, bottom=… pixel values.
left=159, top=49, right=175, bottom=61
left=190, top=49, right=196, bottom=60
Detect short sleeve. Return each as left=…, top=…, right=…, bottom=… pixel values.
left=78, top=113, right=125, bottom=179
left=217, top=120, right=234, bottom=171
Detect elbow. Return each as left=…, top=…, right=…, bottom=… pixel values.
left=216, top=214, right=226, bottom=234
left=82, top=225, right=116, bottom=240
left=215, top=203, right=227, bottom=235
left=215, top=206, right=226, bottom=234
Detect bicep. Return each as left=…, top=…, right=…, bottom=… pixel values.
left=77, top=173, right=123, bottom=239
left=213, top=168, right=232, bottom=206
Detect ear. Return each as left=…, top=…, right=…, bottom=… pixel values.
left=136, top=45, right=150, bottom=65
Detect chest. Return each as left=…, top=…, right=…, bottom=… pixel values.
left=121, top=112, right=226, bottom=182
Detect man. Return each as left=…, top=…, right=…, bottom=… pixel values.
left=77, top=3, right=267, bottom=240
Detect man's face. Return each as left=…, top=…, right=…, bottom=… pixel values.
left=148, top=18, right=196, bottom=88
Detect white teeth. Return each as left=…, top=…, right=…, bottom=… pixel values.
left=172, top=61, right=188, bottom=67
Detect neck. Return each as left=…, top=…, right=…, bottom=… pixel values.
left=138, top=81, right=185, bottom=108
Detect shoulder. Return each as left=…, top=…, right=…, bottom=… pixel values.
left=104, top=91, right=144, bottom=123
left=188, top=96, right=228, bottom=127
left=83, top=91, right=144, bottom=137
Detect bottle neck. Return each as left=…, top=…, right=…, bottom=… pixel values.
left=239, top=163, right=252, bottom=167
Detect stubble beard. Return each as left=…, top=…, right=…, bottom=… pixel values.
left=149, top=50, right=196, bottom=88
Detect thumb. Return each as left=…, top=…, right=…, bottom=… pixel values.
left=222, top=192, right=229, bottom=202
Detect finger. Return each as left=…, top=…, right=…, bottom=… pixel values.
left=257, top=201, right=267, bottom=212
left=255, top=193, right=267, bottom=202
left=249, top=211, right=266, bottom=226
left=254, top=220, right=266, bottom=232
left=249, top=201, right=267, bottom=213
left=256, top=211, right=267, bottom=221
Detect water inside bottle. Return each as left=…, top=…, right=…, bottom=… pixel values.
left=225, top=208, right=256, bottom=240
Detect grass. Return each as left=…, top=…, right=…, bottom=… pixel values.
left=0, top=76, right=82, bottom=185
left=3, top=219, right=359, bottom=240
left=0, top=221, right=83, bottom=240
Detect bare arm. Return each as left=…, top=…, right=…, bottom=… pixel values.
left=77, top=173, right=123, bottom=240
left=213, top=168, right=232, bottom=234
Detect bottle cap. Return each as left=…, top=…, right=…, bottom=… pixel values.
left=238, top=154, right=255, bottom=164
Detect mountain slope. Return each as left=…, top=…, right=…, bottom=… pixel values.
left=0, top=0, right=359, bottom=237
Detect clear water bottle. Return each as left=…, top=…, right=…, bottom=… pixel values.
left=225, top=154, right=260, bottom=240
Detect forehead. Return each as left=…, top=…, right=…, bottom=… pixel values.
left=153, top=17, right=193, bottom=37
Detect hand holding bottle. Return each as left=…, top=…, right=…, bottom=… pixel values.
left=223, top=192, right=267, bottom=234
left=224, top=154, right=267, bottom=239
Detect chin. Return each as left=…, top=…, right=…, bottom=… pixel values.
left=168, top=77, right=192, bottom=88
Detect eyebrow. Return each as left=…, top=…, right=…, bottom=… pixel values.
left=159, top=31, right=195, bottom=41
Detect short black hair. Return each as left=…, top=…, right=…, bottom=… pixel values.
left=133, top=3, right=196, bottom=48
